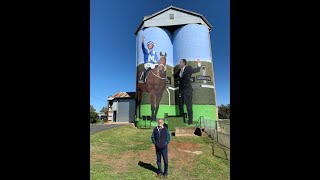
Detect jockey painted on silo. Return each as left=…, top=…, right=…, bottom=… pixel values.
left=138, top=35, right=159, bottom=83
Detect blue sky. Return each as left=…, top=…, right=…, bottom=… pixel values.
left=90, top=0, right=230, bottom=112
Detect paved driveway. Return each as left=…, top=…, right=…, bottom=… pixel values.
left=90, top=124, right=128, bottom=135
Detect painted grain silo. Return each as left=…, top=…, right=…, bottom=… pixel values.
left=135, top=6, right=218, bottom=129
left=136, top=27, right=174, bottom=124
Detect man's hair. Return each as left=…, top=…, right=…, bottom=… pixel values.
left=181, top=59, right=187, bottom=65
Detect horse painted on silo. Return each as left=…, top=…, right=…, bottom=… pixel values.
left=136, top=52, right=167, bottom=121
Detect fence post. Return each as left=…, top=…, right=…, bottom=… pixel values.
left=211, top=120, right=214, bottom=139
left=215, top=120, right=218, bottom=144
left=224, top=121, right=227, bottom=148
left=210, top=120, right=212, bottom=139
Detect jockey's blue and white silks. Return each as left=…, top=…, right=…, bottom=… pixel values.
left=142, top=42, right=159, bottom=64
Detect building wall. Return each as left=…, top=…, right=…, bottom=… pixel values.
left=128, top=99, right=136, bottom=123
left=117, top=100, right=130, bottom=122
left=112, top=101, right=118, bottom=111
left=113, top=99, right=136, bottom=123
left=107, top=106, right=113, bottom=121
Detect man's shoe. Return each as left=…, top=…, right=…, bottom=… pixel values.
left=163, top=174, right=168, bottom=178
left=156, top=173, right=162, bottom=178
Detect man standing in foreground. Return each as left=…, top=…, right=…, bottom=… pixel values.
left=151, top=119, right=170, bottom=178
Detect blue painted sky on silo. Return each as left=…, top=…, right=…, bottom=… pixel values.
left=137, top=27, right=173, bottom=66
left=173, top=24, right=211, bottom=64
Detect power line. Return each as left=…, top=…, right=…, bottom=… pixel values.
left=90, top=96, right=106, bottom=102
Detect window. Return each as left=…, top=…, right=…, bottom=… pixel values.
left=169, top=14, right=174, bottom=19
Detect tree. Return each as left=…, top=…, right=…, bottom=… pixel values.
left=90, top=105, right=98, bottom=123
left=100, top=107, right=107, bottom=115
left=90, top=105, right=96, bottom=112
left=90, top=111, right=99, bottom=124
left=218, top=104, right=230, bottom=119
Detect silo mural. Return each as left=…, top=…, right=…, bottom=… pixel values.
left=173, top=24, right=217, bottom=123
left=136, top=27, right=174, bottom=122
left=135, top=7, right=218, bottom=127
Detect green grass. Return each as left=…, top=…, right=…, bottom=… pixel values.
left=91, top=125, right=230, bottom=179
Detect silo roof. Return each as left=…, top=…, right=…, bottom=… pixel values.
left=135, top=6, right=213, bottom=35
left=107, top=92, right=136, bottom=100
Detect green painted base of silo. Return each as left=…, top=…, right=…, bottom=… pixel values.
left=135, top=116, right=216, bottom=131
left=137, top=104, right=178, bottom=119
left=135, top=118, right=184, bottom=131
left=136, top=104, right=217, bottom=120
left=135, top=104, right=217, bottom=129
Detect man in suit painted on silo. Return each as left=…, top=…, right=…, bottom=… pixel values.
left=138, top=35, right=159, bottom=83
left=174, top=59, right=201, bottom=124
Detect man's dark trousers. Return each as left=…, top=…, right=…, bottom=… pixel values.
left=175, top=65, right=200, bottom=125
left=156, top=147, right=168, bottom=175
left=180, top=91, right=193, bottom=124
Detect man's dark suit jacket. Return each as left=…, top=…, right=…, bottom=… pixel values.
left=174, top=65, right=201, bottom=93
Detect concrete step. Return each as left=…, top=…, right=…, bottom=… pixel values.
left=175, top=127, right=202, bottom=137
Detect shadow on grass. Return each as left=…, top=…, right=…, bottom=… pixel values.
left=138, top=161, right=158, bottom=173
left=211, top=143, right=229, bottom=160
